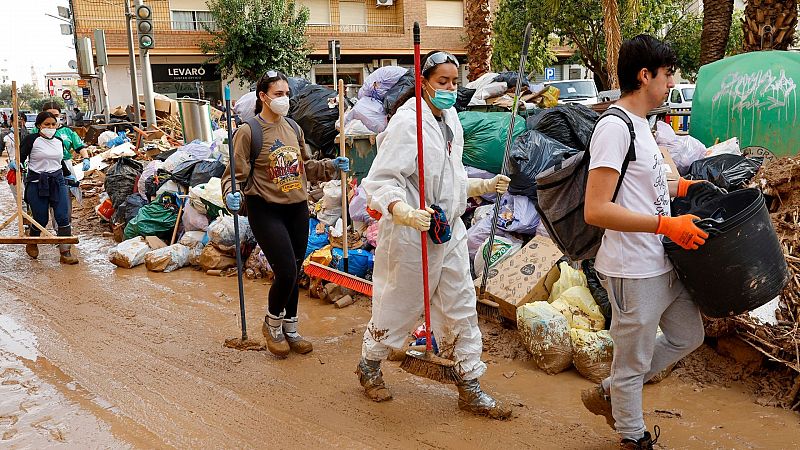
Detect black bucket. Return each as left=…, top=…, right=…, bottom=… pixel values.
left=664, top=188, right=789, bottom=318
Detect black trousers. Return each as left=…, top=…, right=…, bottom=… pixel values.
left=246, top=196, right=309, bottom=318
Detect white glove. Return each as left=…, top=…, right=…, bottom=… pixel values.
left=390, top=201, right=434, bottom=231
left=468, top=175, right=511, bottom=197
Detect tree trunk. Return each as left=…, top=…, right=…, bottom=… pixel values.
left=464, top=0, right=492, bottom=81
left=742, top=0, right=798, bottom=51
left=700, top=0, right=735, bottom=65
left=603, top=0, right=622, bottom=89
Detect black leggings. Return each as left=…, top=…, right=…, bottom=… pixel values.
left=246, top=196, right=309, bottom=318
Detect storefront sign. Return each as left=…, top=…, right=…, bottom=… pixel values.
left=151, top=64, right=219, bottom=83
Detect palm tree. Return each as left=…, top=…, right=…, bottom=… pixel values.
left=700, top=0, right=735, bottom=64
left=742, top=0, right=798, bottom=51
left=603, top=0, right=624, bottom=88
left=465, top=0, right=493, bottom=81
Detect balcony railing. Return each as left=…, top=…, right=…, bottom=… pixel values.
left=307, top=23, right=402, bottom=34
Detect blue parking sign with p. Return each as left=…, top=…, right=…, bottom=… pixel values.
left=545, top=67, right=556, bottom=81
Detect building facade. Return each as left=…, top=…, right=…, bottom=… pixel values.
left=44, top=72, right=82, bottom=99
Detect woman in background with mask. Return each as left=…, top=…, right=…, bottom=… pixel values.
left=222, top=70, right=349, bottom=358
left=39, top=102, right=90, bottom=171
left=355, top=51, right=511, bottom=419
left=19, top=112, right=78, bottom=264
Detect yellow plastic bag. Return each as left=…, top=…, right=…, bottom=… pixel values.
left=551, top=286, right=605, bottom=331
left=549, top=261, right=588, bottom=303
left=534, top=86, right=560, bottom=109
left=517, top=302, right=573, bottom=374
left=571, top=329, right=613, bottom=383
left=303, top=244, right=333, bottom=269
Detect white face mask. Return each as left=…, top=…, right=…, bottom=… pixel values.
left=267, top=95, right=290, bottom=116
left=41, top=128, right=56, bottom=139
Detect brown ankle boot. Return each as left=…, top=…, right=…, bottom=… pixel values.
left=262, top=312, right=290, bottom=358
left=282, top=316, right=313, bottom=354
left=356, top=358, right=393, bottom=402
left=59, top=244, right=79, bottom=265
left=25, top=244, right=39, bottom=259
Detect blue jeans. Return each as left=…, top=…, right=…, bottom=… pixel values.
left=25, top=174, right=70, bottom=237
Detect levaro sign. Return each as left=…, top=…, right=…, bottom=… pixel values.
left=152, top=64, right=219, bottom=83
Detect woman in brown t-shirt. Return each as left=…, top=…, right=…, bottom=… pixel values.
left=222, top=71, right=349, bottom=358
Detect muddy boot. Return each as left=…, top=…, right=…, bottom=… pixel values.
left=355, top=358, right=392, bottom=402
left=582, top=384, right=615, bottom=429
left=57, top=226, right=78, bottom=265
left=25, top=244, right=39, bottom=259
left=456, top=379, right=512, bottom=420
left=282, top=316, right=313, bottom=354
left=261, top=312, right=290, bottom=358
left=620, top=426, right=660, bottom=450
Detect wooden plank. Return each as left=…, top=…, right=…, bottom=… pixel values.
left=0, top=211, right=18, bottom=233
left=0, top=237, right=79, bottom=244
left=19, top=211, right=55, bottom=237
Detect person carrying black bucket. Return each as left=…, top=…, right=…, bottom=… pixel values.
left=221, top=70, right=349, bottom=358
left=581, top=35, right=710, bottom=449
left=355, top=50, right=511, bottom=419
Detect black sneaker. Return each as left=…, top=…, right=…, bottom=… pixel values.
left=620, top=426, right=660, bottom=450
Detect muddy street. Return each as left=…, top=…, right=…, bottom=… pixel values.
left=0, top=189, right=799, bottom=449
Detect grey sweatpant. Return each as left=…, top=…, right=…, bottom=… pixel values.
left=598, top=270, right=704, bottom=441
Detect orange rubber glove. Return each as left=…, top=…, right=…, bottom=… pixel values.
left=656, top=215, right=709, bottom=250
left=677, top=178, right=704, bottom=198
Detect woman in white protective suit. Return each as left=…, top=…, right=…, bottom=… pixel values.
left=355, top=51, right=512, bottom=419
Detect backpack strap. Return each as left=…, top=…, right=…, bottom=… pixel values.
left=284, top=117, right=304, bottom=162
left=593, top=107, right=637, bottom=202
left=244, top=116, right=263, bottom=187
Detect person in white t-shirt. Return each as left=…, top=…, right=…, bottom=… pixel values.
left=581, top=35, right=709, bottom=450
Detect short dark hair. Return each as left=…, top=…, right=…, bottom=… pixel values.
left=41, top=101, right=62, bottom=113
left=35, top=111, right=57, bottom=127
left=254, top=70, right=289, bottom=114
left=618, top=34, right=677, bottom=94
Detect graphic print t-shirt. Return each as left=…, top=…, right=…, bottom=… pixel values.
left=223, top=117, right=337, bottom=205
left=588, top=105, right=673, bottom=279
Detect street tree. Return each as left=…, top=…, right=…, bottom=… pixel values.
left=19, top=84, right=43, bottom=107
left=672, top=10, right=744, bottom=81
left=465, top=0, right=493, bottom=81
left=492, top=0, right=692, bottom=90
left=201, top=0, right=313, bottom=84
left=700, top=0, right=735, bottom=64
left=742, top=0, right=797, bottom=51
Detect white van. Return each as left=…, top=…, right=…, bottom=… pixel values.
left=543, top=79, right=600, bottom=106
left=667, top=84, right=695, bottom=109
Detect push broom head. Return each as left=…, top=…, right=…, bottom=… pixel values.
left=223, top=338, right=264, bottom=351
left=304, top=261, right=373, bottom=297
left=400, top=349, right=462, bottom=384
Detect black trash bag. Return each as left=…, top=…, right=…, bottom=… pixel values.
left=455, top=87, right=476, bottom=112
left=508, top=130, right=579, bottom=201
left=383, top=70, right=414, bottom=116
left=189, top=160, right=226, bottom=187
left=104, top=157, right=143, bottom=209
left=686, top=154, right=764, bottom=191
left=112, top=193, right=147, bottom=225
left=493, top=71, right=530, bottom=89
left=171, top=159, right=202, bottom=187
left=288, top=85, right=351, bottom=158
left=287, top=77, right=311, bottom=98
left=527, top=104, right=599, bottom=152
left=144, top=169, right=174, bottom=201
left=154, top=148, right=178, bottom=162
left=582, top=259, right=612, bottom=327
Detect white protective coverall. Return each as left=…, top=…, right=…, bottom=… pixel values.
left=361, top=97, right=487, bottom=381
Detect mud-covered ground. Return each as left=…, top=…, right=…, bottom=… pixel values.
left=1, top=162, right=799, bottom=449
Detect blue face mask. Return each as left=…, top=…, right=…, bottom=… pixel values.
left=426, top=86, right=457, bottom=110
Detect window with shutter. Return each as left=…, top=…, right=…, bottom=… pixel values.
left=425, top=0, right=463, bottom=28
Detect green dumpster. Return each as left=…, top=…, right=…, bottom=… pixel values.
left=337, top=133, right=377, bottom=180
left=690, top=51, right=799, bottom=159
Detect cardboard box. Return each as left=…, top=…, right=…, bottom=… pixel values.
left=660, top=146, right=680, bottom=181
left=476, top=235, right=564, bottom=321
